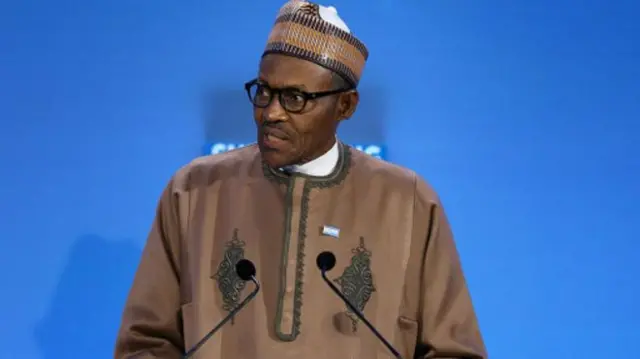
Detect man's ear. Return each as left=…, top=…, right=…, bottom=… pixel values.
left=337, top=90, right=359, bottom=120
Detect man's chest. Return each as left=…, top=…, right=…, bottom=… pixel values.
left=188, top=177, right=416, bottom=279
left=179, top=177, right=420, bottom=358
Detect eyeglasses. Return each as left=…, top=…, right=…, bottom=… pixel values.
left=244, top=79, right=351, bottom=114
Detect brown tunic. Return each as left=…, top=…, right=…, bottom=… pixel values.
left=114, top=142, right=487, bottom=359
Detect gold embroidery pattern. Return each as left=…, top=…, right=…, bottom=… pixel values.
left=334, top=237, right=376, bottom=332
left=212, top=229, right=246, bottom=322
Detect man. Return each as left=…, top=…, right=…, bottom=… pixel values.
left=114, top=1, right=487, bottom=358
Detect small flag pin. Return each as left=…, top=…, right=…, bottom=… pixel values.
left=321, top=225, right=340, bottom=239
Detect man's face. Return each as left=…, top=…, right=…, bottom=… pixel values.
left=253, top=54, right=358, bottom=169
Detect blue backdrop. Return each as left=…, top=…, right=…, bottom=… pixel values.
left=1, top=1, right=638, bottom=358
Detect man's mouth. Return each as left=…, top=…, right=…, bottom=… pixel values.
left=261, top=127, right=290, bottom=148
left=263, top=127, right=289, bottom=140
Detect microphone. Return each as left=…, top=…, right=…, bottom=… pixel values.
left=316, top=251, right=403, bottom=359
left=182, top=259, right=260, bottom=359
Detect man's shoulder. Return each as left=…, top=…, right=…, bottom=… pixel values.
left=349, top=147, right=440, bottom=203
left=350, top=147, right=415, bottom=182
left=171, top=145, right=261, bottom=190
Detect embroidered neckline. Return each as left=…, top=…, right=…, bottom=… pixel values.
left=261, top=142, right=351, bottom=188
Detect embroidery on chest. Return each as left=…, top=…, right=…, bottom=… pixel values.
left=334, top=236, right=377, bottom=332
left=211, top=228, right=246, bottom=323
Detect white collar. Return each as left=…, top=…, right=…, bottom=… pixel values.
left=283, top=140, right=339, bottom=177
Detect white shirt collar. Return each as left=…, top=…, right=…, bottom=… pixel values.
left=283, top=140, right=339, bottom=177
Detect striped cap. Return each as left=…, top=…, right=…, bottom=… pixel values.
left=263, top=0, right=369, bottom=87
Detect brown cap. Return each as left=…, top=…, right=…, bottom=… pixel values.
left=263, top=0, right=369, bottom=87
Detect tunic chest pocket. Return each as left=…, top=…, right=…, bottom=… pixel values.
left=331, top=313, right=419, bottom=359
left=396, top=316, right=420, bottom=359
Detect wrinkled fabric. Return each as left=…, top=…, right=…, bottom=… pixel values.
left=114, top=143, right=487, bottom=359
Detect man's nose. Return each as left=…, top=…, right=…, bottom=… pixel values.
left=263, top=95, right=287, bottom=123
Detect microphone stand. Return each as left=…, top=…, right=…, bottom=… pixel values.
left=182, top=277, right=261, bottom=359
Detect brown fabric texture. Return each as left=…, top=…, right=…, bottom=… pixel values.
left=114, top=143, right=487, bottom=359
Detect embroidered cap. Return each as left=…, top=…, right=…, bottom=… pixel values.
left=263, top=0, right=369, bottom=87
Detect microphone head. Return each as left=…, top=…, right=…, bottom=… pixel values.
left=235, top=259, right=256, bottom=281
left=316, top=251, right=336, bottom=272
